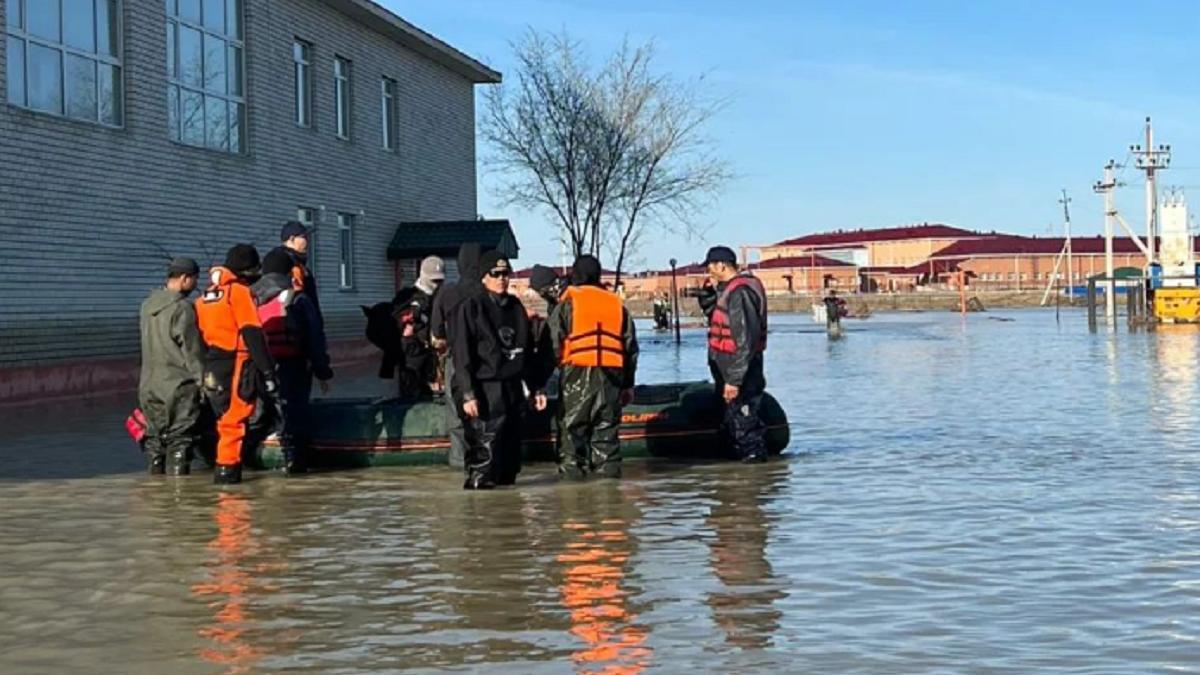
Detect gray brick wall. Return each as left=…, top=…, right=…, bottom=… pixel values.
left=0, top=0, right=482, bottom=366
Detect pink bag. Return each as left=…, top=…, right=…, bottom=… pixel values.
left=125, top=408, right=148, bottom=445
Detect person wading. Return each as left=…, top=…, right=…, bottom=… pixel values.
left=138, top=257, right=206, bottom=475
left=450, top=251, right=548, bottom=489
left=196, top=245, right=278, bottom=485
left=430, top=243, right=482, bottom=468
left=701, top=246, right=770, bottom=463
left=252, top=248, right=333, bottom=474
left=549, top=255, right=638, bottom=479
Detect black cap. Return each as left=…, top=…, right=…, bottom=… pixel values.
left=479, top=250, right=511, bottom=275
left=224, top=244, right=261, bottom=275
left=262, top=248, right=294, bottom=276
left=703, top=246, right=738, bottom=265
left=280, top=220, right=310, bottom=241
left=529, top=264, right=560, bottom=293
left=167, top=257, right=200, bottom=277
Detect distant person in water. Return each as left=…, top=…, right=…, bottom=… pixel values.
left=823, top=289, right=847, bottom=336
left=700, top=246, right=770, bottom=463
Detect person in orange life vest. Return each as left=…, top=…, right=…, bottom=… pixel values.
left=701, top=246, right=769, bottom=463
left=250, top=248, right=333, bottom=474
left=196, top=244, right=278, bottom=485
left=549, top=255, right=639, bottom=480
left=270, top=220, right=322, bottom=321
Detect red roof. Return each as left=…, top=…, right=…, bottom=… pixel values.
left=751, top=254, right=853, bottom=269
left=773, top=223, right=983, bottom=248
left=897, top=258, right=969, bottom=275
left=512, top=265, right=615, bottom=279
left=931, top=235, right=1164, bottom=258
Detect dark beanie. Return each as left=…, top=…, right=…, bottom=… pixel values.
left=224, top=244, right=261, bottom=275
left=529, top=264, right=560, bottom=293
left=262, top=248, right=294, bottom=276
left=479, top=250, right=510, bottom=275
left=570, top=255, right=602, bottom=286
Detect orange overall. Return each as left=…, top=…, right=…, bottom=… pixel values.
left=196, top=267, right=269, bottom=468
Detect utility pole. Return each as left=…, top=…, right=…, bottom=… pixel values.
left=1094, top=161, right=1118, bottom=322
left=1060, top=189, right=1074, bottom=299
left=1131, top=116, right=1171, bottom=267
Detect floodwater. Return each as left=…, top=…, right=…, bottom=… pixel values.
left=3, top=309, right=1200, bottom=673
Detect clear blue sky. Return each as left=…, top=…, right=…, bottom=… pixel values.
left=383, top=0, right=1200, bottom=270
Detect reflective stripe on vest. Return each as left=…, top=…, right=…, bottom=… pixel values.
left=561, top=285, right=625, bottom=369
left=707, top=274, right=767, bottom=355
left=257, top=290, right=302, bottom=359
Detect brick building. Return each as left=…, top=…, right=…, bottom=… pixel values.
left=0, top=0, right=498, bottom=401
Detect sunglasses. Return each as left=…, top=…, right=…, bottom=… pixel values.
left=487, top=270, right=511, bottom=279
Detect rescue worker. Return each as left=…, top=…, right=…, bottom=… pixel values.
left=196, top=244, right=278, bottom=485
left=138, top=257, right=206, bottom=475
left=392, top=255, right=444, bottom=399
left=252, top=249, right=333, bottom=474
left=430, top=243, right=482, bottom=468
left=549, top=255, right=638, bottom=479
left=450, top=251, right=549, bottom=489
left=272, top=221, right=321, bottom=316
left=700, top=246, right=769, bottom=463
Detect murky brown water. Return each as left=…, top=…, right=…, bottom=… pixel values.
left=3, top=311, right=1200, bottom=673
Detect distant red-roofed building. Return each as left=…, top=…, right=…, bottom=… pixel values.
left=930, top=235, right=1159, bottom=291
left=756, top=222, right=991, bottom=269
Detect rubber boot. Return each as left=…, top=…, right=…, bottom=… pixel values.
left=463, top=472, right=495, bottom=490
left=213, top=463, right=242, bottom=485
left=148, top=453, right=166, bottom=475
left=740, top=452, right=768, bottom=464
left=596, top=461, right=622, bottom=479
left=558, top=464, right=587, bottom=481
left=168, top=448, right=191, bottom=476
left=282, top=449, right=308, bottom=476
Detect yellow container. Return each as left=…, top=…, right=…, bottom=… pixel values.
left=1154, top=287, right=1200, bottom=323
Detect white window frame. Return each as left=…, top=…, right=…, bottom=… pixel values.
left=337, top=212, right=355, bottom=289
left=380, top=76, right=396, bottom=150
left=293, top=39, right=311, bottom=127
left=166, top=0, right=246, bottom=153
left=334, top=56, right=351, bottom=140
left=6, top=0, right=124, bottom=126
left=298, top=207, right=317, bottom=282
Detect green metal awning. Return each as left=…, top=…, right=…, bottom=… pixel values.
left=386, top=219, right=519, bottom=261
left=1087, top=266, right=1142, bottom=281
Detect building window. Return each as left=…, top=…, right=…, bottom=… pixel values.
left=5, top=0, right=123, bottom=126
left=293, top=40, right=311, bottom=127
left=166, top=0, right=245, bottom=153
left=334, top=56, right=351, bottom=139
left=337, top=212, right=354, bottom=289
left=381, top=76, right=396, bottom=150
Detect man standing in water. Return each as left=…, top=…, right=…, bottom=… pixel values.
left=701, top=246, right=770, bottom=463
left=550, top=255, right=638, bottom=479
left=450, top=251, right=548, bottom=489
left=431, top=243, right=482, bottom=468
left=138, top=257, right=206, bottom=475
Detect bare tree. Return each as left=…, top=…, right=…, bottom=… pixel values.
left=483, top=31, right=728, bottom=276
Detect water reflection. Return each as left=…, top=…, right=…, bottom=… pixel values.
left=192, top=492, right=263, bottom=673
left=1152, top=325, right=1199, bottom=435
left=553, top=484, right=651, bottom=674
left=705, top=466, right=786, bottom=650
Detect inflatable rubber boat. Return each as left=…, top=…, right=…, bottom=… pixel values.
left=250, top=381, right=789, bottom=469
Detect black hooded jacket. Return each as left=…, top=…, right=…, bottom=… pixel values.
left=430, top=242, right=482, bottom=343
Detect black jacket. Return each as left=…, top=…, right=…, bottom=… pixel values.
left=431, top=243, right=482, bottom=343
left=703, top=274, right=766, bottom=388
left=270, top=246, right=322, bottom=320
left=251, top=273, right=333, bottom=380
left=450, top=291, right=544, bottom=403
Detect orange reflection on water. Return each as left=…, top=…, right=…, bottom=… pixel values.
left=557, top=519, right=651, bottom=674
left=191, top=492, right=262, bottom=674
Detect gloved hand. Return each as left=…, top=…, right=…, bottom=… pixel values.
left=263, top=377, right=280, bottom=396
left=697, top=284, right=718, bottom=317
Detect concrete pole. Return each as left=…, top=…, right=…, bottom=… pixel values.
left=1095, top=161, right=1118, bottom=323
left=1061, top=189, right=1074, bottom=300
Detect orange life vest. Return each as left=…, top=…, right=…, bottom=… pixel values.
left=560, top=285, right=625, bottom=369
left=196, top=267, right=262, bottom=354
left=707, top=274, right=767, bottom=355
